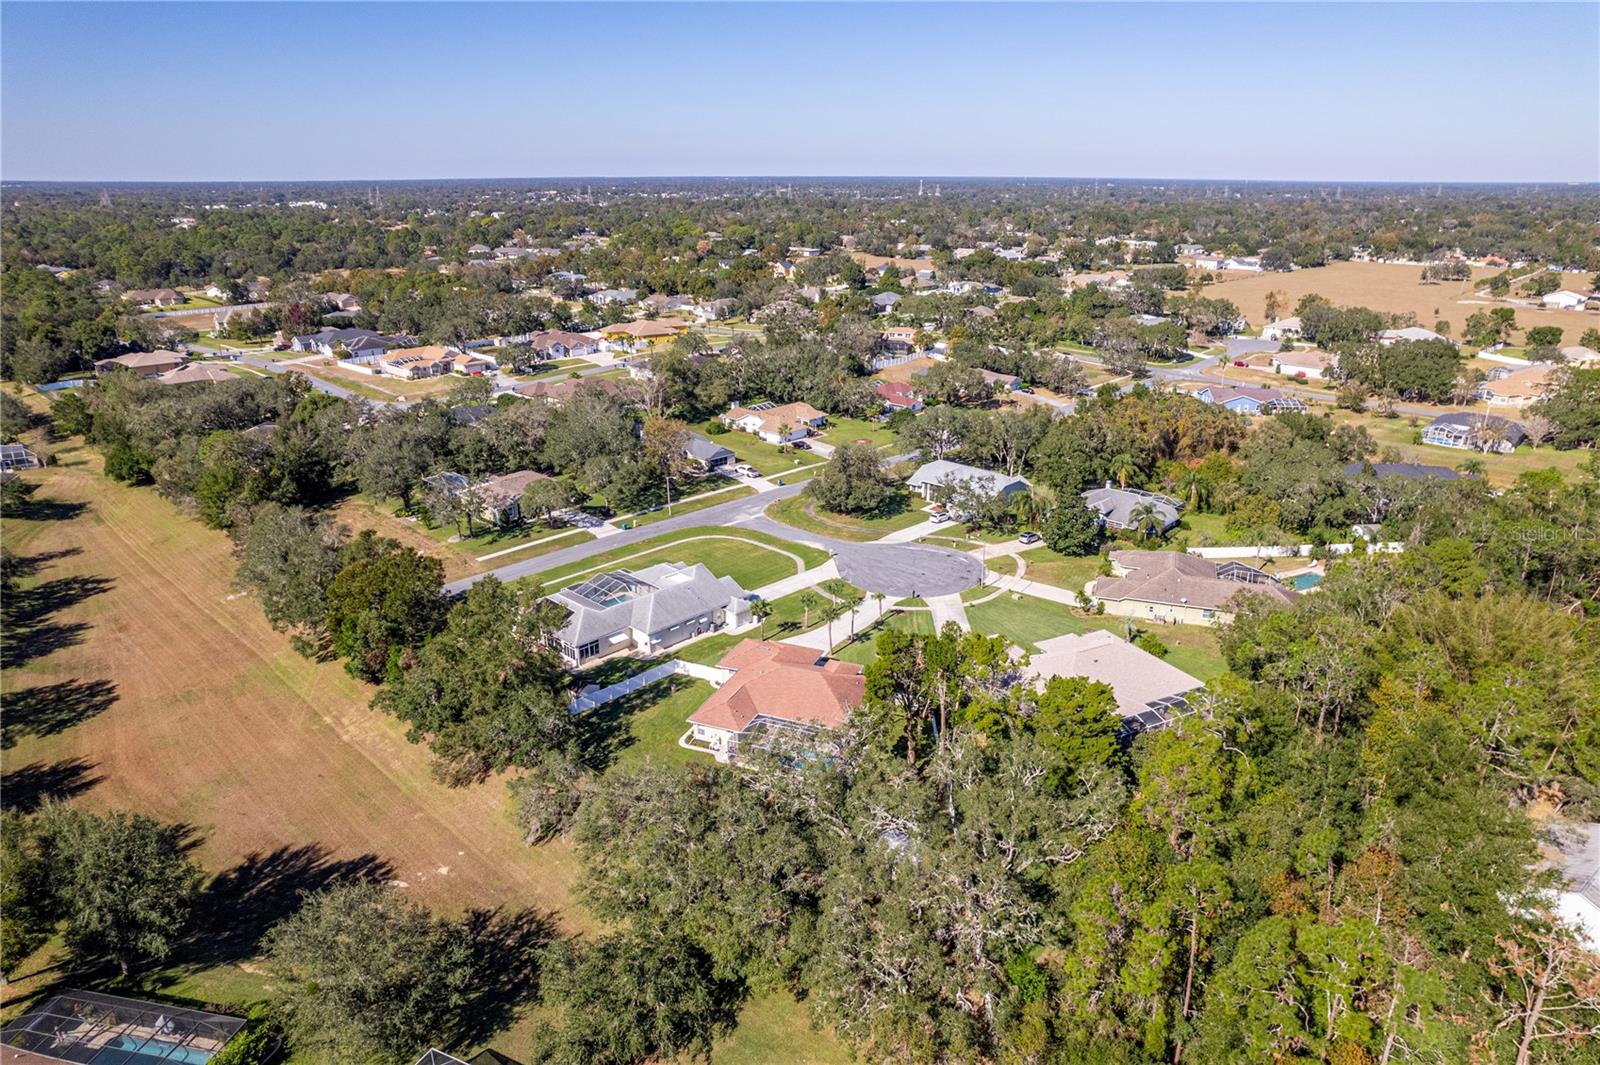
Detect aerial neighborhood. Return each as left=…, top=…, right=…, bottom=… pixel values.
left=3, top=173, right=1598, bottom=1065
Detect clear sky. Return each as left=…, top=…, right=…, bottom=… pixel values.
left=3, top=2, right=1596, bottom=183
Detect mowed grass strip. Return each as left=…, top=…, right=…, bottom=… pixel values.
left=533, top=526, right=827, bottom=588
left=546, top=541, right=798, bottom=595
left=765, top=494, right=927, bottom=542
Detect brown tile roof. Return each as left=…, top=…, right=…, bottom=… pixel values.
left=600, top=319, right=684, bottom=339
left=155, top=363, right=235, bottom=385
left=724, top=401, right=826, bottom=435
left=514, top=376, right=624, bottom=404
left=96, top=349, right=187, bottom=371
left=689, top=640, right=866, bottom=733
left=1095, top=550, right=1298, bottom=611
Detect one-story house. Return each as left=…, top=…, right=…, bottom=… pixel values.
left=1475, top=364, right=1557, bottom=409
left=684, top=432, right=735, bottom=471
left=154, top=363, right=236, bottom=386
left=1080, top=485, right=1182, bottom=533
left=1420, top=412, right=1527, bottom=453
left=1340, top=461, right=1462, bottom=481
left=873, top=380, right=924, bottom=413
left=906, top=459, right=1029, bottom=504
left=721, top=401, right=828, bottom=444
left=1270, top=349, right=1337, bottom=380
left=376, top=346, right=492, bottom=379
left=1559, top=345, right=1600, bottom=367
left=290, top=327, right=413, bottom=359
left=1260, top=317, right=1303, bottom=341
left=1193, top=384, right=1304, bottom=414
left=1026, top=629, right=1204, bottom=737
left=1088, top=550, right=1299, bottom=626
left=94, top=350, right=187, bottom=378
left=871, top=292, right=902, bottom=314
left=521, top=330, right=601, bottom=360
left=120, top=287, right=183, bottom=307
left=599, top=319, right=687, bottom=351
left=1377, top=326, right=1451, bottom=346
left=474, top=469, right=551, bottom=526
left=515, top=376, right=626, bottom=407
left=545, top=562, right=751, bottom=666
left=694, top=298, right=739, bottom=321
left=1542, top=290, right=1589, bottom=311
left=685, top=640, right=866, bottom=763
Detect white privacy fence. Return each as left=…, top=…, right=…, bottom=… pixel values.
left=1186, top=543, right=1404, bottom=560
left=570, top=658, right=734, bottom=712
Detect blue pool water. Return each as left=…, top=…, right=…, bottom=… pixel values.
left=104, top=1035, right=215, bottom=1065
left=1289, top=572, right=1323, bottom=590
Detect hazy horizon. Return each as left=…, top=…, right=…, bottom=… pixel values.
left=3, top=2, right=1597, bottom=184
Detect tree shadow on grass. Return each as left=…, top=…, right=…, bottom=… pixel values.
left=574, top=674, right=693, bottom=773
left=0, top=756, right=102, bottom=812
left=175, top=844, right=397, bottom=972
left=5, top=574, right=114, bottom=628
left=443, top=907, right=560, bottom=1051
left=1, top=678, right=119, bottom=749
left=4, top=482, right=89, bottom=523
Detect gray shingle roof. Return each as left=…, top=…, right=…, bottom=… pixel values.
left=549, top=562, right=745, bottom=647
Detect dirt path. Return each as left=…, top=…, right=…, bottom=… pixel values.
left=1, top=459, right=588, bottom=926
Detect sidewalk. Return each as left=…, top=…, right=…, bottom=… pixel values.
left=926, top=593, right=969, bottom=631
left=781, top=594, right=892, bottom=652
left=753, top=560, right=839, bottom=601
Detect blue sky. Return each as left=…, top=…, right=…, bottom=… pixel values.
left=3, top=2, right=1596, bottom=182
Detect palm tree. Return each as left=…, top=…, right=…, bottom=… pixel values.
left=1130, top=501, right=1163, bottom=541
left=750, top=597, right=773, bottom=640
left=821, top=596, right=846, bottom=652
left=798, top=590, right=821, bottom=630
left=1110, top=453, right=1138, bottom=490
left=1457, top=457, right=1487, bottom=477
left=1176, top=467, right=1209, bottom=512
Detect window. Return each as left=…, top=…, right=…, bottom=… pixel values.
left=578, top=640, right=600, bottom=659
left=1201, top=609, right=1215, bottom=620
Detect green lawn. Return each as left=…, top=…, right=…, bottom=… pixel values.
left=965, top=591, right=1228, bottom=679
left=549, top=540, right=799, bottom=595
left=766, top=494, right=927, bottom=542
left=533, top=526, right=827, bottom=590
left=1017, top=547, right=1104, bottom=592
left=710, top=430, right=817, bottom=477
left=985, top=554, right=1020, bottom=577
left=705, top=991, right=852, bottom=1065
left=589, top=676, right=713, bottom=772
left=830, top=610, right=935, bottom=666
left=624, top=484, right=756, bottom=528
left=1175, top=511, right=1234, bottom=545
left=817, top=415, right=898, bottom=450
left=1329, top=409, right=1590, bottom=488
left=674, top=589, right=825, bottom=666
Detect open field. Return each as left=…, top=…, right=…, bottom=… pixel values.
left=1207, top=261, right=1597, bottom=343
left=849, top=251, right=935, bottom=273
left=766, top=494, right=927, bottom=542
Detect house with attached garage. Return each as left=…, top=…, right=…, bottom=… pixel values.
left=721, top=401, right=828, bottom=444
left=544, top=563, right=751, bottom=667
left=684, top=432, right=735, bottom=471
left=1024, top=629, right=1204, bottom=738
left=1193, top=384, right=1304, bottom=415
left=873, top=379, right=924, bottom=413
left=684, top=640, right=866, bottom=763
left=1087, top=549, right=1298, bottom=626
left=1541, top=290, right=1589, bottom=311
left=94, top=349, right=188, bottom=378
left=906, top=459, right=1029, bottom=504
left=291, top=326, right=414, bottom=360
left=1260, top=316, right=1303, bottom=341
left=1475, top=363, right=1558, bottom=409
left=1420, top=412, right=1527, bottom=453
left=1377, top=326, right=1452, bottom=346
left=1080, top=484, right=1182, bottom=534
left=1271, top=348, right=1337, bottom=380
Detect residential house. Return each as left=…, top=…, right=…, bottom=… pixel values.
left=1080, top=484, right=1182, bottom=533
left=94, top=350, right=187, bottom=378
left=0, top=443, right=41, bottom=471
left=515, top=376, right=626, bottom=406
left=1271, top=348, right=1337, bottom=380
left=1260, top=316, right=1303, bottom=341
left=476, top=469, right=551, bottom=525
left=290, top=327, right=412, bottom=359
left=1542, top=290, right=1589, bottom=311
left=873, top=379, right=924, bottom=413
left=1421, top=412, right=1527, bottom=453
left=524, top=329, right=601, bottom=360
left=1377, top=326, right=1451, bottom=345
left=694, top=298, right=739, bottom=321
left=881, top=326, right=919, bottom=355
left=599, top=319, right=687, bottom=351
left=1559, top=345, right=1600, bottom=367
left=685, top=640, right=866, bottom=763
left=545, top=562, right=751, bottom=666
left=376, top=346, right=491, bottom=379
left=684, top=432, right=735, bottom=471
left=977, top=367, right=1023, bottom=392
left=1088, top=550, right=1298, bottom=626
left=721, top=401, right=827, bottom=444
left=155, top=363, right=236, bottom=386
left=590, top=288, right=639, bottom=306
left=324, top=292, right=362, bottom=312
left=1341, top=461, right=1462, bottom=481
left=120, top=287, right=183, bottom=307
left=906, top=459, right=1030, bottom=504
left=1193, top=384, right=1304, bottom=414
left=1475, top=363, right=1557, bottom=409
left=1193, top=255, right=1262, bottom=273
left=639, top=293, right=695, bottom=314
left=1025, top=630, right=1204, bottom=737
left=871, top=292, right=902, bottom=314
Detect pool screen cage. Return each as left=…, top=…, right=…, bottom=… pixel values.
left=0, top=990, right=245, bottom=1065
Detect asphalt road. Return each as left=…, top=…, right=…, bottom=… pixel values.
left=441, top=452, right=983, bottom=599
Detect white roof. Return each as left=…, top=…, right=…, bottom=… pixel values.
left=906, top=459, right=1029, bottom=497
left=1026, top=630, right=1203, bottom=717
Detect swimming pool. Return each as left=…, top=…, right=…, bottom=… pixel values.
left=1289, top=572, right=1323, bottom=590
left=104, top=1034, right=216, bottom=1065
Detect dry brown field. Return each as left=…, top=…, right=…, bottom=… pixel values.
left=1206, top=261, right=1597, bottom=342
left=850, top=250, right=936, bottom=273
